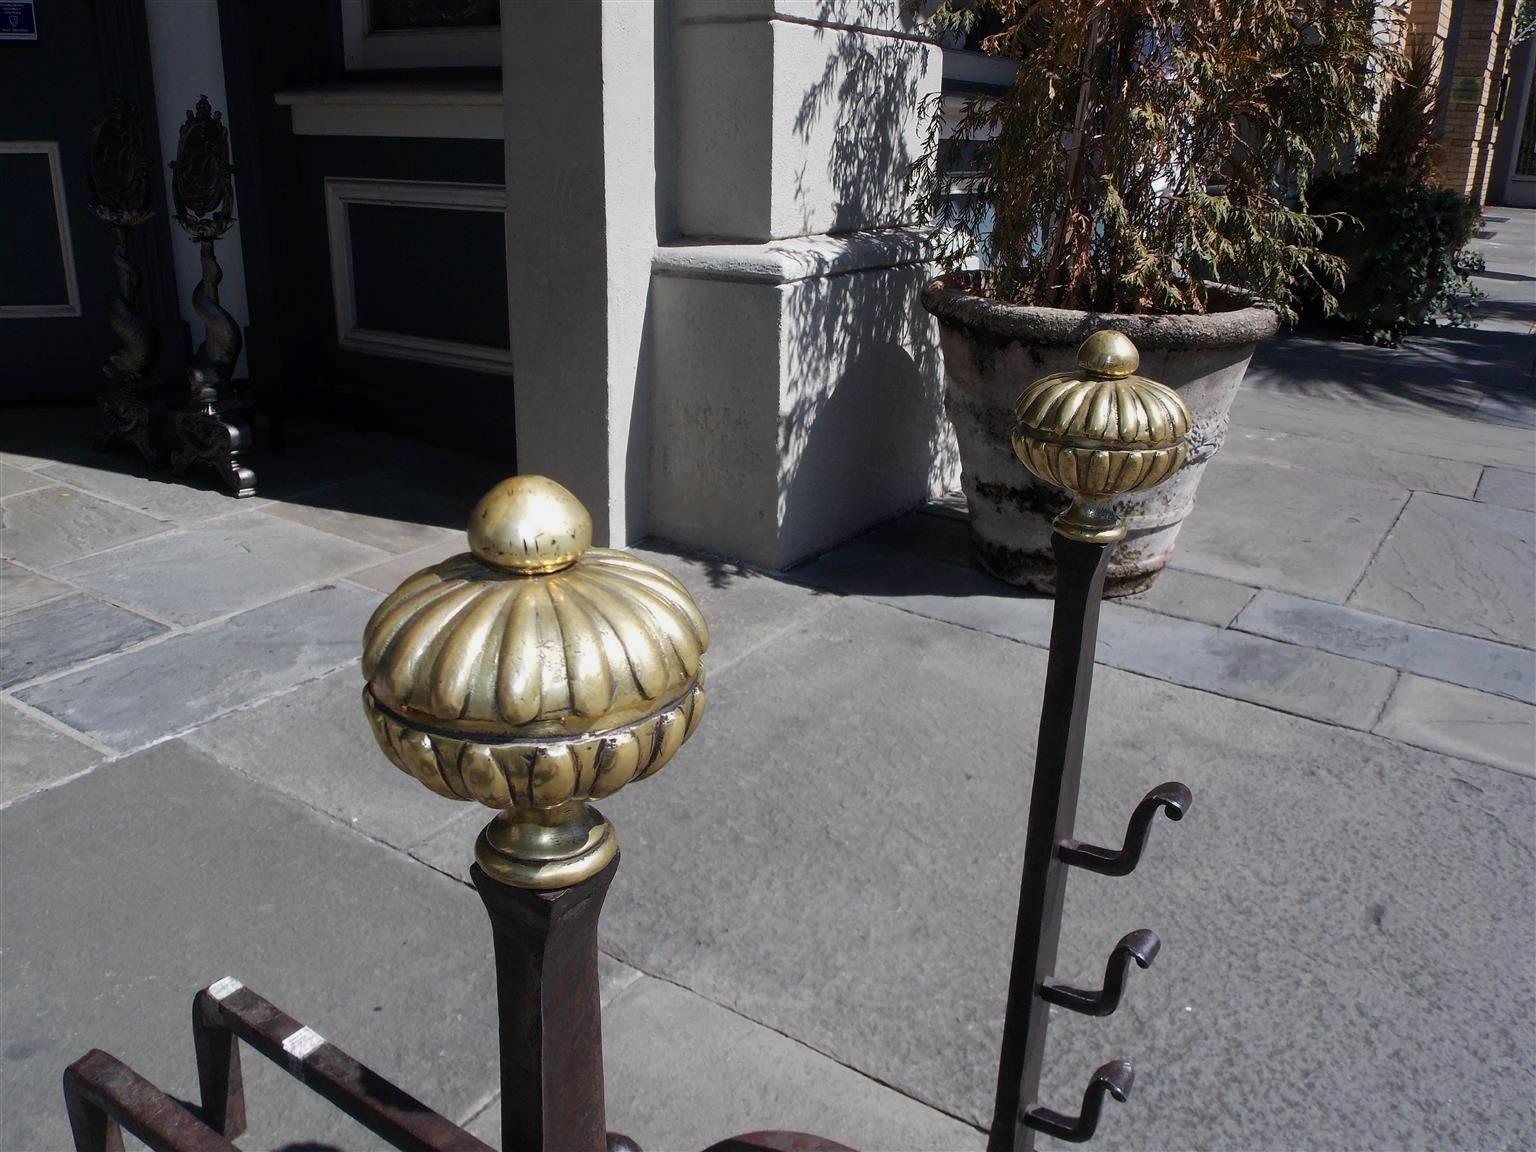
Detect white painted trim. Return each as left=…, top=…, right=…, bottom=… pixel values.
left=323, top=176, right=513, bottom=375
left=275, top=82, right=502, bottom=139
left=653, top=227, right=935, bottom=284
left=340, top=0, right=500, bottom=70
left=0, top=141, right=82, bottom=318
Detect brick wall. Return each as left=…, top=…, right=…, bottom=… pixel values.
left=1416, top=0, right=1520, bottom=202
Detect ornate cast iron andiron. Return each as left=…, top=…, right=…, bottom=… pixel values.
left=167, top=95, right=256, bottom=498
left=87, top=99, right=165, bottom=462
left=60, top=333, right=1193, bottom=1152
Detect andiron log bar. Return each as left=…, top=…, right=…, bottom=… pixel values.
left=60, top=330, right=1194, bottom=1152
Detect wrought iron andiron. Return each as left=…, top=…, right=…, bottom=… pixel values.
left=991, top=329, right=1194, bottom=1151
left=87, top=99, right=164, bottom=462
left=167, top=95, right=255, bottom=497
left=59, top=332, right=1195, bottom=1152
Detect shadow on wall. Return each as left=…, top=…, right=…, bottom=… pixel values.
left=790, top=1, right=926, bottom=233
left=777, top=4, right=958, bottom=562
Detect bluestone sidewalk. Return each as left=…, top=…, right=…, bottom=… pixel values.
left=2, top=211, right=1532, bottom=1152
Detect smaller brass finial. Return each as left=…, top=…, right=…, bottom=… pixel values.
left=468, top=475, right=592, bottom=574
left=1011, top=330, right=1191, bottom=545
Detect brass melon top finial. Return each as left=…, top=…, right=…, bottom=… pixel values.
left=1010, top=330, right=1192, bottom=545
left=360, top=475, right=709, bottom=891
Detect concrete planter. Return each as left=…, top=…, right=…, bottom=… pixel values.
left=921, top=275, right=1279, bottom=596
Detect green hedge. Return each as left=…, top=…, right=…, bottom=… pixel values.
left=1306, top=173, right=1484, bottom=346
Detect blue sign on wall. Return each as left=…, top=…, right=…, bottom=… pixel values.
left=0, top=1, right=37, bottom=41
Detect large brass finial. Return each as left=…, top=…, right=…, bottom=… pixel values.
left=1010, top=330, right=1191, bottom=544
left=361, top=475, right=709, bottom=889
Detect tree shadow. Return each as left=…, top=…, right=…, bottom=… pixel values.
left=1246, top=321, right=1536, bottom=425
left=776, top=3, right=958, bottom=565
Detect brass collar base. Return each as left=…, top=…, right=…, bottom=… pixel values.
left=475, top=800, right=619, bottom=890
left=1053, top=499, right=1127, bottom=545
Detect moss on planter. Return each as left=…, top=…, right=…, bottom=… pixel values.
left=973, top=478, right=1068, bottom=518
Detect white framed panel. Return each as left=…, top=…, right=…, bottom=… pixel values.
left=0, top=141, right=82, bottom=318
left=324, top=176, right=513, bottom=375
left=339, top=0, right=501, bottom=70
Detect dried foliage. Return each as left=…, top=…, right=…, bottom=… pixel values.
left=911, top=0, right=1404, bottom=318
left=1355, top=36, right=1440, bottom=184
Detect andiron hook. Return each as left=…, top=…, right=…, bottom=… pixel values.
left=1040, top=929, right=1160, bottom=1017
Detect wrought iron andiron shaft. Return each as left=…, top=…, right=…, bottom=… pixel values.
left=472, top=859, right=616, bottom=1152
left=989, top=533, right=1113, bottom=1151
left=990, top=330, right=1195, bottom=1152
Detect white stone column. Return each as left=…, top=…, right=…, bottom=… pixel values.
left=651, top=0, right=957, bottom=569
left=501, top=0, right=656, bottom=546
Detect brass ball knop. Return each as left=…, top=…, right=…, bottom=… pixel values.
left=467, top=475, right=592, bottom=573
left=1076, top=329, right=1140, bottom=379
left=1010, top=330, right=1192, bottom=545
left=360, top=475, right=709, bottom=891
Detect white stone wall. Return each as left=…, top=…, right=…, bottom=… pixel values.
left=652, top=0, right=958, bottom=569
left=502, top=0, right=658, bottom=546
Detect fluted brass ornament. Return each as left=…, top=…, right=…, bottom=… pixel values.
left=361, top=475, right=709, bottom=889
left=1010, top=330, right=1192, bottom=544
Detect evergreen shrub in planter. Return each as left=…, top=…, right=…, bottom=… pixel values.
left=911, top=0, right=1400, bottom=594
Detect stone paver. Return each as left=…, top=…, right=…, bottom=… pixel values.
left=1172, top=456, right=1409, bottom=602
left=1349, top=491, right=1535, bottom=647
left=52, top=510, right=386, bottom=626
left=409, top=807, right=482, bottom=884
left=1237, top=590, right=1535, bottom=703
left=0, top=700, right=102, bottom=807
left=1233, top=386, right=1535, bottom=470
left=0, top=484, right=169, bottom=569
left=1096, top=603, right=1398, bottom=728
left=1475, top=465, right=1536, bottom=512
left=16, top=582, right=378, bottom=749
left=1223, top=425, right=1484, bottom=496
left=0, top=407, right=102, bottom=471
left=0, top=592, right=166, bottom=690
left=793, top=540, right=1396, bottom=728
left=0, top=739, right=499, bottom=1152
left=476, top=977, right=985, bottom=1152
left=266, top=466, right=495, bottom=553
left=348, top=538, right=463, bottom=594
left=186, top=663, right=465, bottom=850
left=856, top=506, right=976, bottom=568
left=1118, top=566, right=1257, bottom=628
left=38, top=457, right=267, bottom=523
left=601, top=595, right=1535, bottom=1151
left=635, top=543, right=838, bottom=676
left=0, top=559, right=70, bottom=616
left=0, top=461, right=49, bottom=497
left=1374, top=674, right=1536, bottom=777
